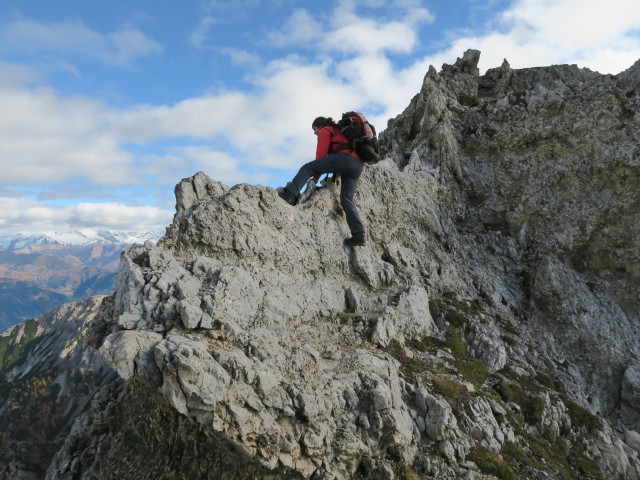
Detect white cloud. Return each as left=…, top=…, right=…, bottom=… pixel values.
left=107, top=59, right=359, bottom=170
left=268, top=3, right=434, bottom=56
left=222, top=47, right=262, bottom=67
left=502, top=0, right=640, bottom=48
left=0, top=19, right=162, bottom=66
left=267, top=9, right=324, bottom=47
left=327, top=19, right=419, bottom=55
left=111, top=90, right=252, bottom=143
left=177, top=146, right=255, bottom=185
left=443, top=0, right=640, bottom=74
left=0, top=197, right=172, bottom=232
left=0, top=62, right=40, bottom=87
left=107, top=29, right=163, bottom=65
left=191, top=0, right=268, bottom=49
left=0, top=85, right=133, bottom=186
left=189, top=16, right=217, bottom=49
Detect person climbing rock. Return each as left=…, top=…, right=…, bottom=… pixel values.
left=278, top=116, right=366, bottom=247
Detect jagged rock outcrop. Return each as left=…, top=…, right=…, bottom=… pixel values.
left=0, top=296, right=117, bottom=479
left=3, top=50, right=639, bottom=479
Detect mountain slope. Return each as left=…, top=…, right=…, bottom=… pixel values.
left=0, top=280, right=68, bottom=329
left=0, top=230, right=162, bottom=331
left=3, top=50, right=640, bottom=480
left=0, top=296, right=117, bottom=479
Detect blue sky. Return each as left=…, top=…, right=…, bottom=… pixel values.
left=1, top=0, right=639, bottom=234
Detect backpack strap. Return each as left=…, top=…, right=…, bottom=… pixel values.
left=326, top=126, right=352, bottom=154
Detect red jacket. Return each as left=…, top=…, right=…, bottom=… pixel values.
left=316, top=126, right=361, bottom=161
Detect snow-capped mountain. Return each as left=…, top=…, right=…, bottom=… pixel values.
left=0, top=229, right=165, bottom=332
left=0, top=229, right=164, bottom=250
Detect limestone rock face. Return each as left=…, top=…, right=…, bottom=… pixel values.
left=6, top=50, right=640, bottom=479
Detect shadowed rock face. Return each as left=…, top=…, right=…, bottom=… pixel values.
left=4, top=50, right=639, bottom=480
left=0, top=296, right=117, bottom=479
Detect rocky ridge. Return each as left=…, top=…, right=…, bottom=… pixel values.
left=3, top=50, right=639, bottom=479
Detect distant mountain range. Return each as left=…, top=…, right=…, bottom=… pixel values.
left=0, top=229, right=163, bottom=250
left=0, top=229, right=163, bottom=332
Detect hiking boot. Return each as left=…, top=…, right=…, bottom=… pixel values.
left=344, top=232, right=366, bottom=247
left=277, top=187, right=298, bottom=206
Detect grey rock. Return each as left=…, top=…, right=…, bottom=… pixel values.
left=623, top=364, right=640, bottom=412
left=466, top=322, right=507, bottom=373
left=626, top=430, right=640, bottom=454
left=99, top=330, right=162, bottom=384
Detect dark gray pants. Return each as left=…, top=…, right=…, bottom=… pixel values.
left=287, top=153, right=365, bottom=235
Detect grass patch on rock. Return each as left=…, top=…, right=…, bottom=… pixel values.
left=444, top=327, right=467, bottom=356
left=527, top=435, right=572, bottom=478
left=384, top=339, right=427, bottom=383
left=523, top=435, right=607, bottom=479
left=467, top=445, right=517, bottom=480
left=494, top=379, right=546, bottom=424
left=560, top=394, right=600, bottom=432
left=409, top=327, right=491, bottom=390
left=428, top=292, right=482, bottom=329
left=431, top=377, right=471, bottom=402
left=458, top=358, right=490, bottom=389
left=502, top=441, right=543, bottom=470
left=395, top=462, right=421, bottom=480
left=570, top=453, right=606, bottom=480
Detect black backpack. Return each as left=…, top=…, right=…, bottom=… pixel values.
left=337, top=111, right=380, bottom=164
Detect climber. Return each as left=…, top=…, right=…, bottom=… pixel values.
left=278, top=116, right=366, bottom=247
